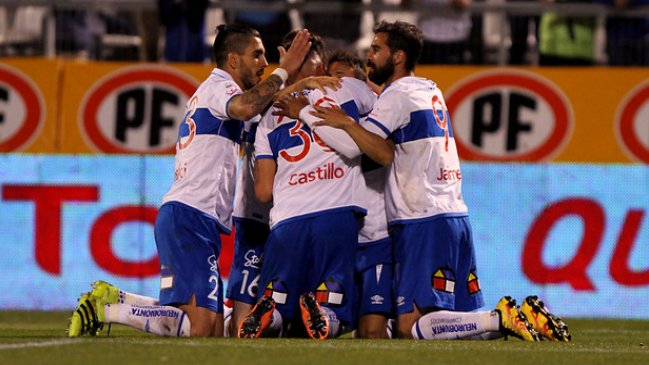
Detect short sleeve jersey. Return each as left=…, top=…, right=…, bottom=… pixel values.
left=162, top=68, right=244, bottom=234
left=361, top=76, right=468, bottom=224
left=254, top=78, right=375, bottom=228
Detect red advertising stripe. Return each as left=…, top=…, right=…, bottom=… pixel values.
left=0, top=66, right=43, bottom=151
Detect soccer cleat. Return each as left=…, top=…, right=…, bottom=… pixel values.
left=520, top=295, right=572, bottom=342
left=494, top=296, right=540, bottom=341
left=237, top=295, right=276, bottom=339
left=67, top=292, right=104, bottom=337
left=299, top=292, right=329, bottom=340
left=90, top=280, right=120, bottom=305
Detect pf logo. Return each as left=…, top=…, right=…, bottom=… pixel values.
left=446, top=70, right=573, bottom=161
left=615, top=80, right=649, bottom=163
left=79, top=65, right=198, bottom=154
left=0, top=64, right=45, bottom=152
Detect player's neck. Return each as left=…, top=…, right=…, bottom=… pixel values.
left=385, top=70, right=414, bottom=87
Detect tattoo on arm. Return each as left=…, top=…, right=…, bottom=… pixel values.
left=239, top=75, right=284, bottom=114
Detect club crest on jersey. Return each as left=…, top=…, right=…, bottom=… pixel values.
left=316, top=278, right=344, bottom=305
left=432, top=267, right=456, bottom=293
left=264, top=279, right=288, bottom=304
left=468, top=270, right=481, bottom=295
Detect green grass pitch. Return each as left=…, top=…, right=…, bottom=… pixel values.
left=1, top=311, right=648, bottom=365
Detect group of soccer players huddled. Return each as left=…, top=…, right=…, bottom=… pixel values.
left=68, top=20, right=571, bottom=342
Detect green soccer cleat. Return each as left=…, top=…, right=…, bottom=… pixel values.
left=494, top=296, right=540, bottom=341
left=520, top=295, right=572, bottom=342
left=90, top=280, right=121, bottom=305
left=300, top=292, right=329, bottom=340
left=237, top=295, right=276, bottom=339
left=67, top=292, right=105, bottom=337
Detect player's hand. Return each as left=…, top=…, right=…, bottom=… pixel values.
left=311, top=104, right=355, bottom=130
left=278, top=29, right=312, bottom=77
left=272, top=93, right=310, bottom=119
left=296, top=76, right=341, bottom=94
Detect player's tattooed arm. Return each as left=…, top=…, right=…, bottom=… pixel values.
left=228, top=75, right=284, bottom=121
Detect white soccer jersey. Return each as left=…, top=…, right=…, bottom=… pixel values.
left=255, top=78, right=375, bottom=228
left=357, top=160, right=390, bottom=245
left=361, top=76, right=468, bottom=224
left=233, top=117, right=272, bottom=224
left=162, top=68, right=244, bottom=234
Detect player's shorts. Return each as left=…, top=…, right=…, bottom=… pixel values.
left=391, top=215, right=484, bottom=315
left=355, top=237, right=394, bottom=318
left=258, top=209, right=358, bottom=325
left=226, top=218, right=269, bottom=305
left=155, top=201, right=224, bottom=313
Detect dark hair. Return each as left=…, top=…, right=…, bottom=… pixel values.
left=212, top=24, right=261, bottom=67
left=279, top=30, right=325, bottom=60
left=325, top=49, right=367, bottom=81
left=372, top=20, right=423, bottom=72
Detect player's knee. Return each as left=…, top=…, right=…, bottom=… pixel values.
left=358, top=326, right=388, bottom=339
left=396, top=321, right=415, bottom=339
left=357, top=316, right=389, bottom=339
left=190, top=318, right=216, bottom=337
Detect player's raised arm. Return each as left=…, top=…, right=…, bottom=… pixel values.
left=228, top=29, right=313, bottom=121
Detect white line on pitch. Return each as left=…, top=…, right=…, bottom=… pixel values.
left=0, top=339, right=83, bottom=350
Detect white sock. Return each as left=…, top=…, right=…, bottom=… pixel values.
left=412, top=310, right=499, bottom=340
left=118, top=290, right=158, bottom=306
left=223, top=306, right=233, bottom=337
left=104, top=304, right=190, bottom=337
left=386, top=318, right=395, bottom=339
left=321, top=307, right=341, bottom=338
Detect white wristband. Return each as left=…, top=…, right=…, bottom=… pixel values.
left=271, top=68, right=288, bottom=84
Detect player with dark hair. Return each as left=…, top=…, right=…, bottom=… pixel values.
left=67, top=24, right=317, bottom=338
left=325, top=49, right=382, bottom=95
left=225, top=29, right=339, bottom=338
left=276, top=50, right=393, bottom=339
left=308, top=20, right=571, bottom=342
left=237, top=30, right=376, bottom=340
left=325, top=49, right=367, bottom=80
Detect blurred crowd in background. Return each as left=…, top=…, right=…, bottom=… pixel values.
left=0, top=0, right=647, bottom=66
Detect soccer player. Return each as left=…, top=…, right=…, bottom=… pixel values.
left=67, top=24, right=315, bottom=338
left=326, top=49, right=383, bottom=96
left=237, top=32, right=376, bottom=340
left=325, top=50, right=392, bottom=339
left=285, top=49, right=392, bottom=339
left=226, top=114, right=273, bottom=337
left=308, top=20, right=571, bottom=342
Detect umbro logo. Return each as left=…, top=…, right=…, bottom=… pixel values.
left=370, top=295, right=384, bottom=305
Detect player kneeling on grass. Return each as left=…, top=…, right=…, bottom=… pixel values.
left=308, top=20, right=572, bottom=342
left=236, top=31, right=375, bottom=340
left=67, top=24, right=316, bottom=338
